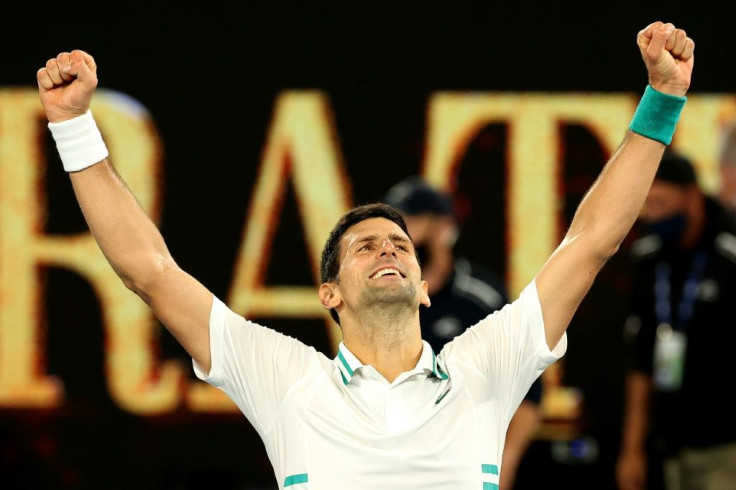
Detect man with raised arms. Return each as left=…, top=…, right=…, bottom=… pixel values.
left=36, top=21, right=694, bottom=489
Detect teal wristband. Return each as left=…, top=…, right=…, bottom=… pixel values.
left=629, top=85, right=687, bottom=145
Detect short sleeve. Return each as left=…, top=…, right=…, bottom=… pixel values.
left=192, top=296, right=321, bottom=435
left=442, top=279, right=566, bottom=418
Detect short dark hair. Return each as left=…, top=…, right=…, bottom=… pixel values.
left=319, top=202, right=411, bottom=325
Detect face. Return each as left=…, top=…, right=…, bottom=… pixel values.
left=402, top=213, right=437, bottom=265
left=402, top=214, right=434, bottom=244
left=402, top=213, right=456, bottom=265
left=639, top=181, right=689, bottom=224
left=319, top=217, right=430, bottom=319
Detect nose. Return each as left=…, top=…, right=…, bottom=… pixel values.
left=380, top=239, right=398, bottom=257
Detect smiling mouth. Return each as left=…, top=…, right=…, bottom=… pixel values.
left=370, top=268, right=404, bottom=279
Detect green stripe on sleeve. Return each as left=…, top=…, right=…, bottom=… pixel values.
left=482, top=483, right=499, bottom=490
left=481, top=464, right=498, bottom=475
left=284, top=473, right=308, bottom=486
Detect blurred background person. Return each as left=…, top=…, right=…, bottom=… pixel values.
left=717, top=120, right=736, bottom=213
left=382, top=175, right=543, bottom=490
left=616, top=151, right=736, bottom=490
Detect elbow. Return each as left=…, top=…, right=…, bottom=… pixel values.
left=120, top=274, right=150, bottom=302
left=590, top=219, right=634, bottom=261
left=117, top=253, right=177, bottom=302
left=598, top=239, right=622, bottom=261
left=564, top=228, right=623, bottom=264
left=567, top=210, right=633, bottom=262
left=588, top=241, right=622, bottom=268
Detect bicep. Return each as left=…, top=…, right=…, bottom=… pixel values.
left=144, top=265, right=214, bottom=372
left=535, top=234, right=606, bottom=349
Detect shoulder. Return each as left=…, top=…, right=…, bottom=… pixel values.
left=715, top=232, right=736, bottom=265
left=214, top=297, right=320, bottom=356
left=706, top=196, right=736, bottom=265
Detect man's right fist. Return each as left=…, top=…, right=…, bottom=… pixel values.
left=37, top=49, right=99, bottom=123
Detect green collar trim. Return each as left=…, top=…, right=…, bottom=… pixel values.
left=334, top=341, right=449, bottom=385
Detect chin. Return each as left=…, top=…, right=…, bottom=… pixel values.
left=363, top=284, right=417, bottom=307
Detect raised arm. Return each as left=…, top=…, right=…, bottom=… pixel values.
left=37, top=50, right=215, bottom=372
left=535, top=21, right=695, bottom=349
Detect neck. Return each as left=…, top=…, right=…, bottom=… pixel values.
left=342, top=308, right=423, bottom=383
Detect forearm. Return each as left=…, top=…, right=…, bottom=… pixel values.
left=501, top=401, right=542, bottom=489
left=620, top=371, right=651, bottom=453
left=534, top=24, right=692, bottom=348
left=564, top=132, right=665, bottom=260
left=39, top=49, right=214, bottom=370
left=535, top=132, right=667, bottom=348
left=70, top=159, right=175, bottom=298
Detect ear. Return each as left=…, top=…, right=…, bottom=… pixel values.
left=319, top=282, right=342, bottom=310
left=419, top=279, right=431, bottom=307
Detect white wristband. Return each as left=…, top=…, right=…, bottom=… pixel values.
left=48, top=110, right=109, bottom=172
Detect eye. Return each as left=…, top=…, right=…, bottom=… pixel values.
left=358, top=243, right=373, bottom=252
left=397, top=244, right=409, bottom=252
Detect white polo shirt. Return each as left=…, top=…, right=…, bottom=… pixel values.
left=193, top=279, right=566, bottom=489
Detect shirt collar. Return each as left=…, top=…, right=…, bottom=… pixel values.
left=334, top=340, right=449, bottom=386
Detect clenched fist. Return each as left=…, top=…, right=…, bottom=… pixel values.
left=37, top=49, right=99, bottom=123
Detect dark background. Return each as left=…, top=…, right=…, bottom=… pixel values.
left=2, top=3, right=734, bottom=489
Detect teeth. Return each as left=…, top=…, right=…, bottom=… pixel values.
left=372, top=268, right=399, bottom=278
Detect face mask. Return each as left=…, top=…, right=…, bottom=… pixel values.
left=414, top=243, right=430, bottom=266
left=644, top=212, right=688, bottom=245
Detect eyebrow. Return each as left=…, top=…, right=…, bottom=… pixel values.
left=352, top=233, right=412, bottom=248
left=389, top=234, right=411, bottom=245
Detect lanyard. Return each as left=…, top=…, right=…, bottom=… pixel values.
left=654, top=250, right=708, bottom=332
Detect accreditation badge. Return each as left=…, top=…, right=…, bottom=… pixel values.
left=652, top=323, right=687, bottom=392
